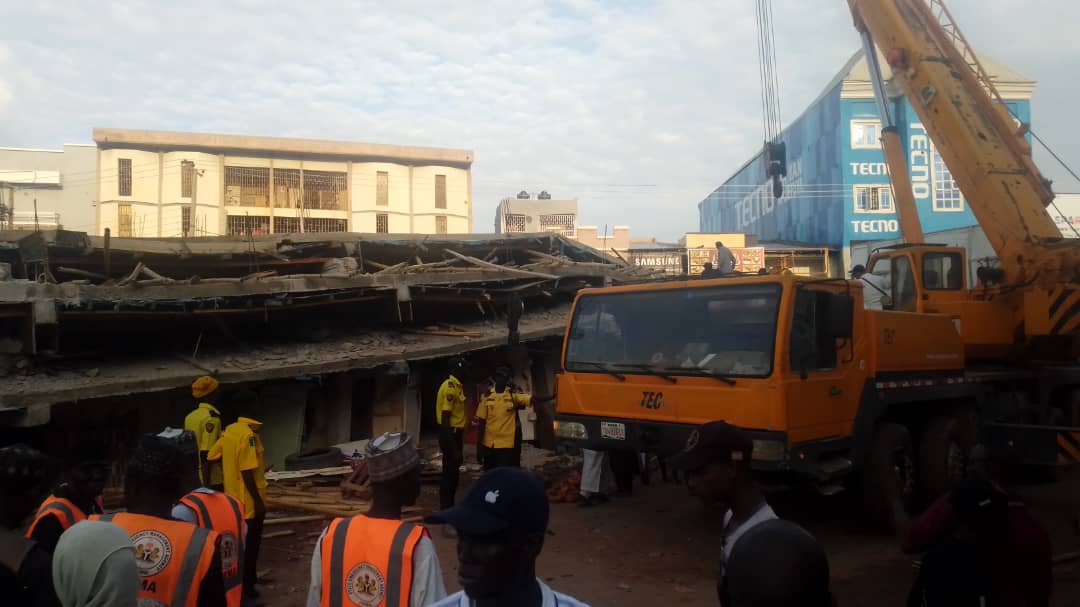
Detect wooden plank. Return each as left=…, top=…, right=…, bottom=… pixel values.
left=265, top=515, right=326, bottom=526
left=444, top=249, right=559, bottom=280
left=263, top=530, right=295, bottom=539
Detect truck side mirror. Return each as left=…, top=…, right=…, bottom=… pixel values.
left=824, top=293, right=854, bottom=340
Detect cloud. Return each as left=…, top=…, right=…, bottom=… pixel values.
left=0, top=0, right=1076, bottom=239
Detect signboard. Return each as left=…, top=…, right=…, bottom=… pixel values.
left=1048, top=194, right=1080, bottom=238
left=732, top=247, right=765, bottom=273
left=687, top=247, right=766, bottom=275
left=629, top=250, right=683, bottom=275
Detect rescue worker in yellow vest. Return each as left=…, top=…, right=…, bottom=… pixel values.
left=437, top=357, right=468, bottom=510
left=306, top=432, right=447, bottom=607
left=208, top=416, right=267, bottom=601
left=92, top=434, right=226, bottom=607
left=25, top=447, right=107, bottom=556
left=476, top=367, right=552, bottom=470
left=185, top=375, right=224, bottom=490
left=170, top=428, right=246, bottom=607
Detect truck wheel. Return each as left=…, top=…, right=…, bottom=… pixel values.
left=919, top=413, right=975, bottom=502
left=864, top=422, right=915, bottom=531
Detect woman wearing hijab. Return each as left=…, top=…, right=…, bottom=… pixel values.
left=52, top=520, right=139, bottom=607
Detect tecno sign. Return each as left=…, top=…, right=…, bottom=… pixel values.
left=850, top=219, right=899, bottom=234
left=849, top=162, right=889, bottom=176
left=909, top=123, right=931, bottom=200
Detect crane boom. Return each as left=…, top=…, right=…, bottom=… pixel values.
left=848, top=0, right=1078, bottom=288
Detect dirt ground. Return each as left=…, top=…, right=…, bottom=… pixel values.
left=257, top=464, right=1080, bottom=607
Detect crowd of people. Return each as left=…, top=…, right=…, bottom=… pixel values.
left=0, top=365, right=1057, bottom=607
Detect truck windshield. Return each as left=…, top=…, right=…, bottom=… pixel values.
left=565, top=283, right=782, bottom=378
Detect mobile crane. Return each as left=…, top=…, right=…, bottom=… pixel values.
left=553, top=0, right=1080, bottom=527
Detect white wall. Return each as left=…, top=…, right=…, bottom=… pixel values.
left=410, top=165, right=469, bottom=234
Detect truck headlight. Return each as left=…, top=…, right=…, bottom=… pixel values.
left=752, top=439, right=786, bottom=462
left=555, top=421, right=588, bottom=440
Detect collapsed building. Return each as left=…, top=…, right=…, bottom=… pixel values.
left=0, top=230, right=661, bottom=470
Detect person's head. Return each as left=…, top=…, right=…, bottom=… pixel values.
left=426, top=467, right=549, bottom=600
left=725, top=519, right=833, bottom=607
left=448, top=357, right=467, bottom=380
left=156, top=428, right=201, bottom=492
left=365, top=432, right=422, bottom=507
left=52, top=520, right=139, bottom=607
left=968, top=442, right=1018, bottom=486
left=715, top=241, right=725, bottom=249
left=65, top=459, right=108, bottom=504
left=493, top=366, right=512, bottom=392
left=191, top=376, right=219, bottom=403
left=670, top=421, right=754, bottom=511
left=849, top=264, right=867, bottom=280
left=703, top=262, right=714, bottom=271
left=124, top=434, right=185, bottom=515
left=0, top=443, right=52, bottom=528
left=757, top=268, right=769, bottom=275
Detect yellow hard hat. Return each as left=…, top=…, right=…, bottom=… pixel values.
left=192, top=376, right=219, bottom=399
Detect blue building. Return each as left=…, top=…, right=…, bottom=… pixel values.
left=698, top=49, right=1034, bottom=272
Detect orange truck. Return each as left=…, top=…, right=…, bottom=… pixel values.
left=554, top=0, right=1080, bottom=526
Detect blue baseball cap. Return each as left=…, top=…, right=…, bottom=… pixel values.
left=426, top=467, right=549, bottom=536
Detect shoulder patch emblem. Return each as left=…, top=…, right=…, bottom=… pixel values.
left=346, top=562, right=385, bottom=607
left=206, top=421, right=216, bottom=433
left=131, top=529, right=173, bottom=577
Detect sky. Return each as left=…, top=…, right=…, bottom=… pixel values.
left=1, top=0, right=1077, bottom=241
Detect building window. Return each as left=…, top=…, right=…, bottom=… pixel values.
left=303, top=170, right=347, bottom=210
left=504, top=214, right=527, bottom=233
left=118, top=203, right=132, bottom=237
left=274, top=217, right=300, bottom=234
left=853, top=185, right=894, bottom=213
left=435, top=174, right=447, bottom=209
left=225, top=167, right=270, bottom=207
left=181, top=206, right=192, bottom=237
left=435, top=215, right=447, bottom=234
left=274, top=169, right=301, bottom=208
left=305, top=218, right=348, bottom=233
left=851, top=120, right=881, bottom=149
left=931, top=146, right=964, bottom=211
left=226, top=215, right=270, bottom=236
left=540, top=213, right=576, bottom=237
left=181, top=162, right=194, bottom=198
left=376, top=213, right=389, bottom=234
left=376, top=171, right=389, bottom=206
left=118, top=159, right=132, bottom=196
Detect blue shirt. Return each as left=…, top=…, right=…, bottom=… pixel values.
left=429, top=579, right=590, bottom=607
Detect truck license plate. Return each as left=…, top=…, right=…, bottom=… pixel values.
left=600, top=422, right=626, bottom=440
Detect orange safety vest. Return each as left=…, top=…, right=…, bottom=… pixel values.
left=91, top=512, right=218, bottom=607
left=179, top=490, right=244, bottom=607
left=319, top=516, right=428, bottom=607
left=25, top=496, right=86, bottom=538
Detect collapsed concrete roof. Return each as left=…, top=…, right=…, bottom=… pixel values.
left=0, top=231, right=664, bottom=425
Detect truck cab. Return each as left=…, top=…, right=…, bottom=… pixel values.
left=864, top=244, right=968, bottom=313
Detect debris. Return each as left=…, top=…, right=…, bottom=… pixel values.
left=617, top=583, right=631, bottom=591
left=84, top=368, right=100, bottom=378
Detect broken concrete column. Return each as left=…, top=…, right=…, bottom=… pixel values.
left=371, top=362, right=412, bottom=436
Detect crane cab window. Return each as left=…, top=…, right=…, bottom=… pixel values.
left=891, top=256, right=916, bottom=311
left=922, top=252, right=964, bottom=290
